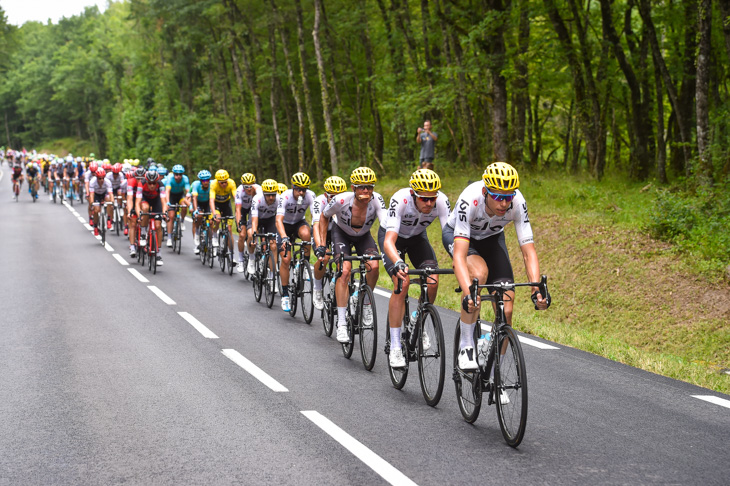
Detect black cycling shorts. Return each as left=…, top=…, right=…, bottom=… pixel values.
left=214, top=200, right=233, bottom=218
left=93, top=192, right=108, bottom=204
left=442, top=224, right=514, bottom=285
left=253, top=216, right=277, bottom=235
left=169, top=191, right=186, bottom=205
left=142, top=195, right=163, bottom=214
left=277, top=220, right=311, bottom=247
left=331, top=224, right=379, bottom=259
left=379, top=229, right=438, bottom=274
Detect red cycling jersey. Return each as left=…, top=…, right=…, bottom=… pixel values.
left=135, top=181, right=165, bottom=200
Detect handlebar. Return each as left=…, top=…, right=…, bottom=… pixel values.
left=458, top=275, right=548, bottom=308
left=395, top=267, right=454, bottom=294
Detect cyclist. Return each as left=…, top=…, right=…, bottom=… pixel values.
left=126, top=167, right=146, bottom=257
left=209, top=170, right=237, bottom=257
left=444, top=162, right=550, bottom=371
left=84, top=161, right=100, bottom=225
left=234, top=173, right=262, bottom=273
left=248, top=179, right=280, bottom=278
left=191, top=170, right=212, bottom=255
left=317, top=167, right=387, bottom=344
left=25, top=162, right=40, bottom=199
left=312, top=176, right=347, bottom=310
left=11, top=162, right=23, bottom=196
left=41, top=156, right=50, bottom=192
left=135, top=168, right=167, bottom=266
left=165, top=164, right=190, bottom=248
left=381, top=169, right=450, bottom=368
left=276, top=172, right=316, bottom=312
left=106, top=163, right=128, bottom=233
left=277, top=182, right=287, bottom=195
left=63, top=156, right=77, bottom=199
left=89, top=168, right=113, bottom=235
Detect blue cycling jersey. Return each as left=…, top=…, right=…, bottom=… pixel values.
left=190, top=180, right=210, bottom=203
left=166, top=174, right=190, bottom=193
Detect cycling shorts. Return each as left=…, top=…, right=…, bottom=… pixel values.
left=378, top=229, right=438, bottom=274
left=142, top=195, right=163, bottom=214
left=331, top=224, right=379, bottom=259
left=277, top=220, right=311, bottom=247
left=214, top=200, right=233, bottom=219
left=93, top=192, right=108, bottom=204
left=442, top=224, right=514, bottom=285
left=169, top=191, right=186, bottom=205
left=252, top=216, right=277, bottom=235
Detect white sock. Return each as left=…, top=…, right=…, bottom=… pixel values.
left=314, top=278, right=323, bottom=291
left=390, top=327, right=402, bottom=350
left=238, top=250, right=245, bottom=261
left=337, top=307, right=346, bottom=326
left=459, top=320, right=475, bottom=350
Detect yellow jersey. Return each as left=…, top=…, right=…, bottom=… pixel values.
left=210, top=179, right=237, bottom=203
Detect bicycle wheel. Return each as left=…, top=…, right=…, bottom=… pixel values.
left=358, top=285, right=377, bottom=371
left=100, top=212, right=106, bottom=247
left=253, top=252, right=264, bottom=302
left=219, top=235, right=226, bottom=272
left=175, top=218, right=182, bottom=255
left=264, top=254, right=276, bottom=308
left=151, top=230, right=158, bottom=274
left=495, top=326, right=528, bottom=448
left=69, top=187, right=73, bottom=206
left=322, top=270, right=335, bottom=336
left=386, top=311, right=409, bottom=390
left=172, top=220, right=179, bottom=252
left=52, top=186, right=56, bottom=204
left=207, top=231, right=215, bottom=268
left=453, top=321, right=482, bottom=423
left=227, top=245, right=234, bottom=276
left=288, top=263, right=298, bottom=318
left=300, top=261, right=314, bottom=324
left=115, top=208, right=121, bottom=237
left=417, top=304, right=446, bottom=407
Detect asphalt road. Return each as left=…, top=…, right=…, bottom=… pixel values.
left=1, top=168, right=728, bottom=485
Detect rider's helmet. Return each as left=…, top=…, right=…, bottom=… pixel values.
left=350, top=167, right=377, bottom=185
left=131, top=159, right=139, bottom=166
left=323, top=176, right=347, bottom=195
left=95, top=168, right=106, bottom=178
left=89, top=162, right=99, bottom=173
left=277, top=183, right=287, bottom=195
left=215, top=169, right=229, bottom=181
left=261, top=179, right=278, bottom=194
left=290, top=172, right=311, bottom=188
left=240, top=173, right=256, bottom=185
left=112, top=163, right=122, bottom=174
left=198, top=170, right=212, bottom=181
left=172, top=164, right=185, bottom=174
left=146, top=157, right=155, bottom=167
left=145, top=169, right=159, bottom=183
left=157, top=167, right=168, bottom=177
left=103, top=162, right=112, bottom=171
left=482, top=162, right=519, bottom=191
left=134, top=167, right=146, bottom=179
left=409, top=169, right=441, bottom=193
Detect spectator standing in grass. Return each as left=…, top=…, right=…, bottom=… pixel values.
left=416, top=120, right=438, bottom=170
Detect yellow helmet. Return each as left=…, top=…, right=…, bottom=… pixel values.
left=350, top=166, right=377, bottom=185
left=240, top=173, right=256, bottom=185
left=482, top=162, right=519, bottom=191
left=291, top=171, right=311, bottom=188
left=261, top=179, right=278, bottom=193
left=277, top=183, right=288, bottom=194
left=133, top=159, right=140, bottom=166
left=215, top=169, right=229, bottom=181
left=323, top=176, right=347, bottom=195
left=409, top=169, right=441, bottom=193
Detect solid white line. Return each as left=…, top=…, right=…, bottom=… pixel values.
left=373, top=288, right=392, bottom=298
left=480, top=322, right=559, bottom=350
left=692, top=395, right=730, bottom=409
left=301, top=411, right=418, bottom=486
left=221, top=349, right=288, bottom=392
left=0, top=169, right=3, bottom=182
left=105, top=243, right=114, bottom=252
left=77, top=216, right=86, bottom=223
left=71, top=211, right=80, bottom=217
left=112, top=254, right=129, bottom=266
left=178, top=312, right=219, bottom=339
left=127, top=268, right=149, bottom=283
left=148, top=286, right=176, bottom=305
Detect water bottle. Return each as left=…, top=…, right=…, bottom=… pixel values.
left=349, top=289, right=359, bottom=314
left=407, top=310, right=418, bottom=333
left=477, top=332, right=490, bottom=367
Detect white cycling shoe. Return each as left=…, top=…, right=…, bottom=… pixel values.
left=281, top=296, right=290, bottom=312
left=458, top=347, right=478, bottom=371
left=237, top=262, right=244, bottom=273
left=336, top=324, right=349, bottom=343
left=389, top=347, right=406, bottom=368
left=313, top=290, right=324, bottom=310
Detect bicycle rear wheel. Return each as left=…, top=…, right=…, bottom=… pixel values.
left=288, top=263, right=298, bottom=318
left=453, top=321, right=482, bottom=423
left=264, top=254, right=276, bottom=308
left=175, top=219, right=182, bottom=254
left=386, top=311, right=409, bottom=390
left=495, top=326, right=528, bottom=448
left=172, top=220, right=179, bottom=253
left=199, top=229, right=207, bottom=264
left=253, top=252, right=264, bottom=302
left=207, top=232, right=215, bottom=268
left=300, top=261, right=314, bottom=324
left=417, top=304, right=446, bottom=407
left=358, top=285, right=377, bottom=371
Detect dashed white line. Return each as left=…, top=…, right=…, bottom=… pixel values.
left=84, top=223, right=94, bottom=231
left=479, top=323, right=559, bottom=350
left=148, top=285, right=176, bottom=305
left=77, top=216, right=86, bottom=223
left=301, top=411, right=418, bottom=486
left=127, top=268, right=149, bottom=283
left=373, top=288, right=391, bottom=298
left=113, top=254, right=129, bottom=266
left=221, top=349, right=288, bottom=392
left=104, top=242, right=114, bottom=252
left=185, top=216, right=193, bottom=223
left=692, top=395, right=730, bottom=409
left=178, top=312, right=219, bottom=339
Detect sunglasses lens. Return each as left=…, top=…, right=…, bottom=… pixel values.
left=419, top=196, right=437, bottom=202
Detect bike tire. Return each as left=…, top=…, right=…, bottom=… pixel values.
left=69, top=188, right=73, bottom=206
left=115, top=208, right=121, bottom=237
left=175, top=218, right=182, bottom=254
left=219, top=234, right=227, bottom=272
left=150, top=231, right=158, bottom=274
left=300, top=261, right=314, bottom=324
left=288, top=263, right=298, bottom=318
left=253, top=252, right=264, bottom=302
left=264, top=253, right=276, bottom=308
left=207, top=232, right=215, bottom=269
left=199, top=229, right=207, bottom=265
left=417, top=304, right=446, bottom=407
left=321, top=270, right=335, bottom=337
left=495, top=326, right=528, bottom=448
left=341, top=293, right=355, bottom=359
left=358, top=285, right=377, bottom=371
left=386, top=310, right=409, bottom=390
left=453, top=321, right=482, bottom=423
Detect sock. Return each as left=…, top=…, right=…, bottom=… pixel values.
left=459, top=320, right=475, bottom=350
left=314, top=278, right=323, bottom=291
left=337, top=307, right=346, bottom=326
left=238, top=250, right=245, bottom=262
left=282, top=285, right=289, bottom=297
left=390, top=327, right=402, bottom=350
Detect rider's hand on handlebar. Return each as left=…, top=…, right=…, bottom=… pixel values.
left=389, top=260, right=409, bottom=281
left=279, top=237, right=290, bottom=253
left=531, top=290, right=551, bottom=310
left=314, top=245, right=327, bottom=259
left=461, top=294, right=481, bottom=313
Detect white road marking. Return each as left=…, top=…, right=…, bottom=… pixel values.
left=112, top=254, right=129, bottom=266
left=95, top=235, right=102, bottom=240
left=77, top=216, right=86, bottom=223
left=373, top=288, right=391, bottom=298
left=221, top=349, right=288, bottom=392
left=127, top=268, right=149, bottom=283
left=148, top=286, right=176, bottom=305
left=84, top=224, right=94, bottom=231
left=692, top=395, right=730, bottom=409
left=480, top=322, right=559, bottom=350
left=0, top=169, right=3, bottom=182
left=105, top=243, right=114, bottom=252
left=301, top=411, right=418, bottom=486
left=178, top=312, right=218, bottom=339
left=185, top=216, right=193, bottom=223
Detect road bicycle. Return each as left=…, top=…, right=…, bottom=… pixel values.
left=452, top=275, right=548, bottom=448
left=168, top=203, right=185, bottom=254
left=251, top=232, right=277, bottom=303
left=140, top=212, right=165, bottom=274
left=12, top=178, right=20, bottom=202
left=113, top=198, right=125, bottom=237
left=319, top=249, right=336, bottom=337
left=285, top=240, right=314, bottom=324
left=338, top=254, right=381, bottom=371
left=197, top=212, right=213, bottom=266
left=385, top=267, right=452, bottom=407
left=95, top=201, right=113, bottom=247
left=29, top=177, right=38, bottom=202
left=216, top=215, right=236, bottom=275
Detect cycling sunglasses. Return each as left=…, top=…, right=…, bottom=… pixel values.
left=486, top=188, right=516, bottom=202
left=353, top=184, right=374, bottom=191
left=414, top=194, right=437, bottom=203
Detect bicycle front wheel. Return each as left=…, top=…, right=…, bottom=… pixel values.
left=219, top=235, right=227, bottom=272
left=321, top=272, right=335, bottom=337
left=264, top=254, right=276, bottom=308
left=300, top=261, right=314, bottom=324
left=358, top=285, right=377, bottom=371
left=207, top=233, right=215, bottom=268
left=453, top=321, right=482, bottom=423
left=172, top=220, right=179, bottom=252
left=253, top=253, right=264, bottom=302
left=495, top=326, right=528, bottom=448
left=417, top=304, right=446, bottom=407
left=288, top=264, right=298, bottom=318
left=386, top=311, right=409, bottom=390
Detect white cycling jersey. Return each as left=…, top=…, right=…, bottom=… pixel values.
left=105, top=173, right=127, bottom=191
left=89, top=177, right=113, bottom=195
left=251, top=193, right=280, bottom=219
left=235, top=184, right=262, bottom=210
left=385, top=188, right=450, bottom=238
left=447, top=181, right=533, bottom=245
left=276, top=188, right=316, bottom=224
left=322, top=191, right=387, bottom=237
left=312, top=193, right=338, bottom=229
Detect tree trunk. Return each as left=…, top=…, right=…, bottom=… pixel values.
left=719, top=0, right=730, bottom=62
left=359, top=6, right=384, bottom=168
left=295, top=0, right=322, bottom=178
left=654, top=61, right=667, bottom=183
left=563, top=99, right=574, bottom=170
left=269, top=23, right=289, bottom=181
left=695, top=0, right=713, bottom=184
left=233, top=37, right=263, bottom=179
left=312, top=0, right=338, bottom=176
left=421, top=0, right=434, bottom=87
left=487, top=0, right=509, bottom=163
left=513, top=0, right=530, bottom=165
